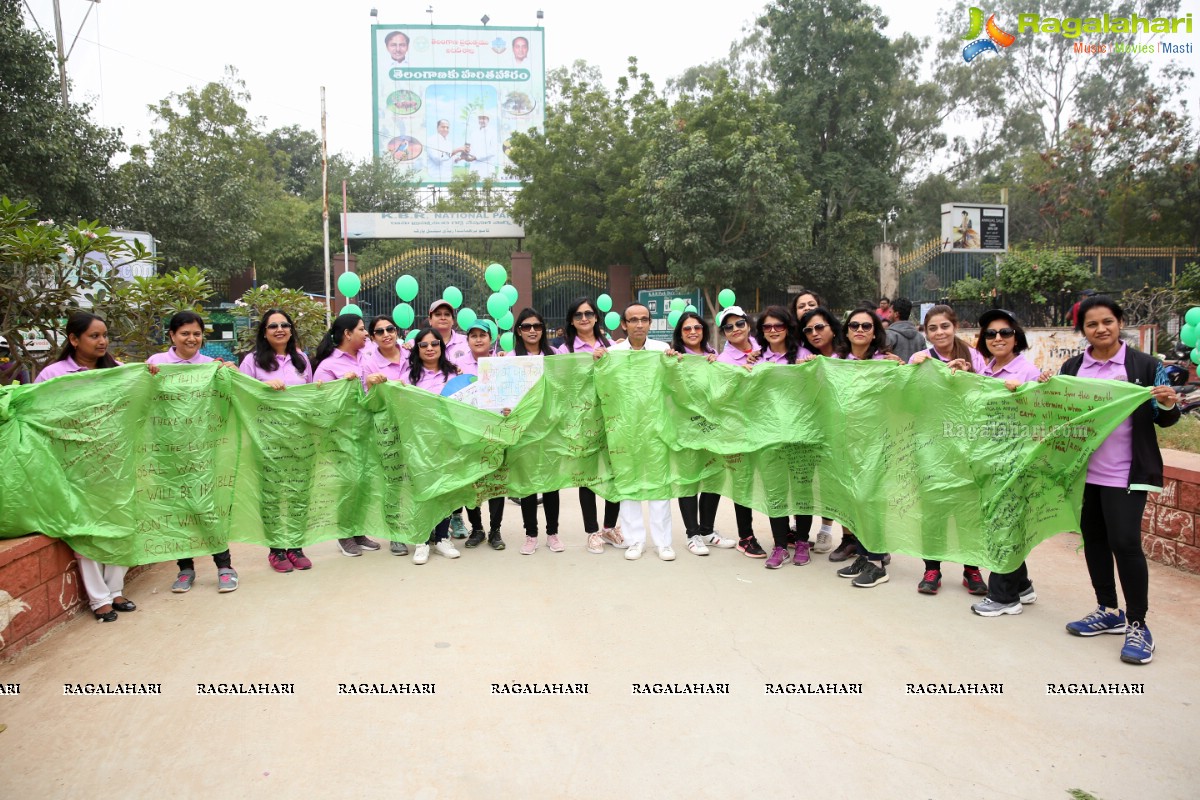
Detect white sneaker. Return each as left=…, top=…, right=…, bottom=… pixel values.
left=434, top=540, right=461, bottom=559
left=686, top=536, right=710, bottom=556
left=625, top=542, right=644, bottom=560
left=813, top=531, right=834, bottom=554
left=704, top=533, right=736, bottom=549
left=586, top=532, right=605, bottom=554
left=412, top=544, right=430, bottom=565
left=658, top=546, right=675, bottom=561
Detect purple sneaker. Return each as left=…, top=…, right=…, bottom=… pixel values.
left=792, top=541, right=811, bottom=566
left=766, top=546, right=788, bottom=569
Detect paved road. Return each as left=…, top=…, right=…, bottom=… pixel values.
left=2, top=495, right=1197, bottom=799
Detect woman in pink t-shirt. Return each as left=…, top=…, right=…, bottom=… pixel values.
left=34, top=313, right=133, bottom=623
left=509, top=308, right=562, bottom=555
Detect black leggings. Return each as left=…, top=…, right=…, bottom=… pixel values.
left=793, top=515, right=813, bottom=542
left=578, top=486, right=619, bottom=533
left=521, top=491, right=560, bottom=538
left=988, top=562, right=1033, bottom=604
left=1080, top=483, right=1149, bottom=624
left=923, top=560, right=980, bottom=572
left=178, top=550, right=231, bottom=571
left=769, top=517, right=792, bottom=548
left=466, top=498, right=506, bottom=532
left=678, top=493, right=720, bottom=534
left=734, top=503, right=754, bottom=537
left=426, top=517, right=450, bottom=545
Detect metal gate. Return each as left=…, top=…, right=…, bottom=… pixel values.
left=533, top=265, right=608, bottom=327
left=358, top=247, right=489, bottom=324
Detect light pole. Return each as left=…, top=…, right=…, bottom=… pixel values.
left=881, top=207, right=898, bottom=244
left=50, top=0, right=101, bottom=106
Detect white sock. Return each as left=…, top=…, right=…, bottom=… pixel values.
left=819, top=523, right=833, bottom=535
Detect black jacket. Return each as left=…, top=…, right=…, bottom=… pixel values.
left=1060, top=347, right=1181, bottom=490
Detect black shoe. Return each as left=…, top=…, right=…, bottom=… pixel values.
left=737, top=536, right=767, bottom=558
left=112, top=599, right=136, bottom=612
left=962, top=568, right=988, bottom=596
left=488, top=530, right=506, bottom=550
left=828, top=540, right=859, bottom=562
left=465, top=529, right=486, bottom=548
left=837, top=555, right=870, bottom=579
left=852, top=562, right=889, bottom=588
left=94, top=607, right=118, bottom=622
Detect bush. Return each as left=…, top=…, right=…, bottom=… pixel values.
left=233, top=285, right=329, bottom=357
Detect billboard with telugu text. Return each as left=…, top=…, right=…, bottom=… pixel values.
left=372, top=25, right=546, bottom=187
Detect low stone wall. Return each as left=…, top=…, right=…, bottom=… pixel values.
left=1142, top=449, right=1200, bottom=574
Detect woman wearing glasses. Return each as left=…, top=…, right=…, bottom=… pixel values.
left=831, top=308, right=897, bottom=588
left=364, top=316, right=415, bottom=556
left=239, top=310, right=316, bottom=574
left=459, top=319, right=507, bottom=550
left=402, top=328, right=463, bottom=565
left=313, top=313, right=387, bottom=557
left=714, top=306, right=768, bottom=558
left=755, top=307, right=817, bottom=570
left=970, top=309, right=1043, bottom=617
left=508, top=308, right=563, bottom=555
left=906, top=304, right=988, bottom=596
left=557, top=297, right=623, bottom=553
left=798, top=307, right=844, bottom=556
left=666, top=312, right=736, bottom=555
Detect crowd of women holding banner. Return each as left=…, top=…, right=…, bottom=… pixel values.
left=29, top=289, right=1180, bottom=666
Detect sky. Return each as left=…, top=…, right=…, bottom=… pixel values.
left=22, top=0, right=941, bottom=160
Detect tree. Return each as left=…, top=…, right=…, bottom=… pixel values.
left=99, top=268, right=215, bottom=363
left=506, top=60, right=671, bottom=272
left=640, top=72, right=818, bottom=310
left=232, top=285, right=329, bottom=357
left=0, top=197, right=148, bottom=377
left=0, top=2, right=124, bottom=222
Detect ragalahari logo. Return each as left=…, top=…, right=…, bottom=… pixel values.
left=962, top=7, right=1016, bottom=62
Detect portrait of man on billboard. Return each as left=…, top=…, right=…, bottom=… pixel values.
left=385, top=30, right=410, bottom=65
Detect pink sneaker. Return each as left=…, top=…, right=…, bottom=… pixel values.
left=287, top=549, right=313, bottom=570
left=792, top=541, right=811, bottom=566
left=547, top=534, right=565, bottom=552
left=520, top=536, right=538, bottom=555
left=268, top=551, right=293, bottom=573
left=765, top=546, right=788, bottom=569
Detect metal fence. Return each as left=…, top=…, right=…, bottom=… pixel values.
left=533, top=264, right=608, bottom=327
left=358, top=247, right=491, bottom=325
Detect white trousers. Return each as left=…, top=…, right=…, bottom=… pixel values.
left=76, top=555, right=128, bottom=611
left=618, top=500, right=673, bottom=548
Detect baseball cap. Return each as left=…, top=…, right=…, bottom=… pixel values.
left=716, top=306, right=747, bottom=329
left=977, top=308, right=1018, bottom=330
left=467, top=319, right=497, bottom=338
left=429, top=299, right=455, bottom=315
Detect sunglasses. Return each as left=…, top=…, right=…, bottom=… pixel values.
left=802, top=323, right=829, bottom=335
left=518, top=322, right=544, bottom=332
left=625, top=316, right=651, bottom=325
left=847, top=321, right=874, bottom=332
left=681, top=325, right=704, bottom=333
left=982, top=328, right=1017, bottom=339
left=373, top=325, right=398, bottom=335
left=760, top=323, right=788, bottom=333
left=266, top=322, right=292, bottom=331
left=416, top=341, right=442, bottom=350
left=721, top=319, right=748, bottom=332
left=573, top=310, right=596, bottom=321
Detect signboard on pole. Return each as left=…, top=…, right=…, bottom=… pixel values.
left=372, top=25, right=546, bottom=187
left=637, top=288, right=705, bottom=342
left=940, top=204, right=1008, bottom=252
left=345, top=212, right=525, bottom=239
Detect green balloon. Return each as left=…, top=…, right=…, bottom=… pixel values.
left=1192, top=346, right=1200, bottom=365
left=484, top=320, right=498, bottom=339
left=684, top=304, right=698, bottom=313
left=339, top=304, right=362, bottom=318
left=501, top=283, right=519, bottom=306
left=604, top=311, right=621, bottom=331
left=500, top=332, right=514, bottom=352
left=498, top=311, right=514, bottom=330
left=405, top=329, right=419, bottom=343
left=396, top=274, right=419, bottom=302
left=1187, top=306, right=1200, bottom=327
left=1181, top=324, right=1198, bottom=348
left=670, top=298, right=686, bottom=312
left=337, top=271, right=361, bottom=299
left=487, top=292, right=509, bottom=319
left=485, top=263, right=508, bottom=292
left=442, top=286, right=463, bottom=309
left=596, top=293, right=613, bottom=313
left=393, top=303, right=415, bottom=329
left=457, top=307, right=478, bottom=329
left=718, top=288, right=736, bottom=308
left=668, top=309, right=683, bottom=328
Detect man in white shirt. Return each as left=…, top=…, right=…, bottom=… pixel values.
left=427, top=119, right=461, bottom=181
left=605, top=304, right=674, bottom=561
left=469, top=114, right=500, bottom=179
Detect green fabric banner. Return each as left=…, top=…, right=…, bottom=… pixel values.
left=0, top=353, right=1148, bottom=571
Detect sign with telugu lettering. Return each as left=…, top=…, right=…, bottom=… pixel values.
left=0, top=355, right=1148, bottom=570
left=372, top=24, right=545, bottom=187
left=344, top=212, right=525, bottom=239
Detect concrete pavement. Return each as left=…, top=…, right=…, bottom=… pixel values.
left=1, top=494, right=1198, bottom=799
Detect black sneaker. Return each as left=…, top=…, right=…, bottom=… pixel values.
left=918, top=569, right=942, bottom=594
left=828, top=540, right=859, bottom=562
left=962, top=568, right=988, bottom=596
left=837, top=555, right=869, bottom=579
left=852, top=562, right=889, bottom=588
left=737, top=536, right=767, bottom=558
left=465, top=529, right=486, bottom=548
left=488, top=530, right=506, bottom=551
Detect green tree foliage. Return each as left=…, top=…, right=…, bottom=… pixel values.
left=506, top=60, right=671, bottom=272
left=0, top=197, right=149, bottom=376
left=233, top=285, right=329, bottom=357
left=640, top=72, right=819, bottom=310
left=99, top=267, right=215, bottom=363
left=0, top=2, right=124, bottom=222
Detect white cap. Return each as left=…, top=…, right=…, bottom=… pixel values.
left=716, top=305, right=747, bottom=329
